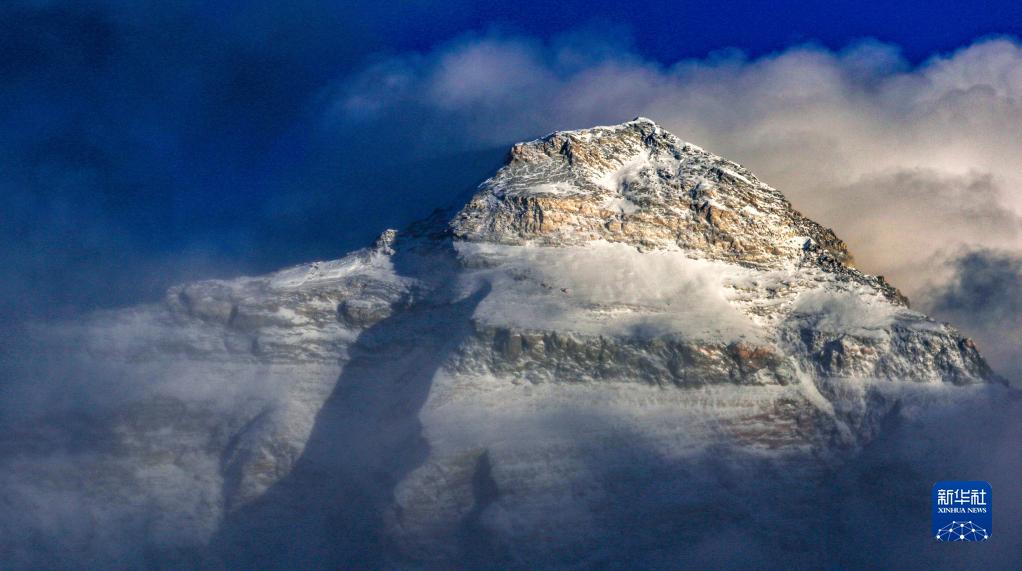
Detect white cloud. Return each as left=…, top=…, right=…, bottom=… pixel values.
left=338, top=34, right=1022, bottom=287
left=336, top=33, right=1022, bottom=375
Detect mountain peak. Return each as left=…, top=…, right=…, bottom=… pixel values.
left=450, top=119, right=904, bottom=302
left=540, top=115, right=663, bottom=139
left=629, top=115, right=658, bottom=125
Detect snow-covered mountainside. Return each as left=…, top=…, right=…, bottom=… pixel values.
left=0, top=119, right=1004, bottom=568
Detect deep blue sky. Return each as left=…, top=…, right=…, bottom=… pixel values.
left=3, top=0, right=1021, bottom=320
left=378, top=1, right=1022, bottom=63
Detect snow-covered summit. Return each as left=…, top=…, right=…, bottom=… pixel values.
left=452, top=118, right=902, bottom=301
left=453, top=118, right=801, bottom=251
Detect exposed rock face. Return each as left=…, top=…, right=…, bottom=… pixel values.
left=0, top=119, right=1002, bottom=568
left=451, top=118, right=903, bottom=303
left=453, top=119, right=831, bottom=259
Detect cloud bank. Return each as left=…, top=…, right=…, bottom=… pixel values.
left=336, top=33, right=1022, bottom=380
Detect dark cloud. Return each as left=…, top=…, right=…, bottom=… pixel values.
left=925, top=250, right=1022, bottom=384
left=930, top=251, right=1022, bottom=316
left=0, top=1, right=432, bottom=321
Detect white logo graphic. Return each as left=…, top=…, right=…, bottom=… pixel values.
left=935, top=521, right=989, bottom=542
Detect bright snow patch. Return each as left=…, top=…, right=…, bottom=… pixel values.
left=528, top=182, right=575, bottom=196
left=598, top=152, right=650, bottom=192
left=455, top=241, right=763, bottom=341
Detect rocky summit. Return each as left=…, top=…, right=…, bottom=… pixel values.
left=0, top=119, right=1003, bottom=568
